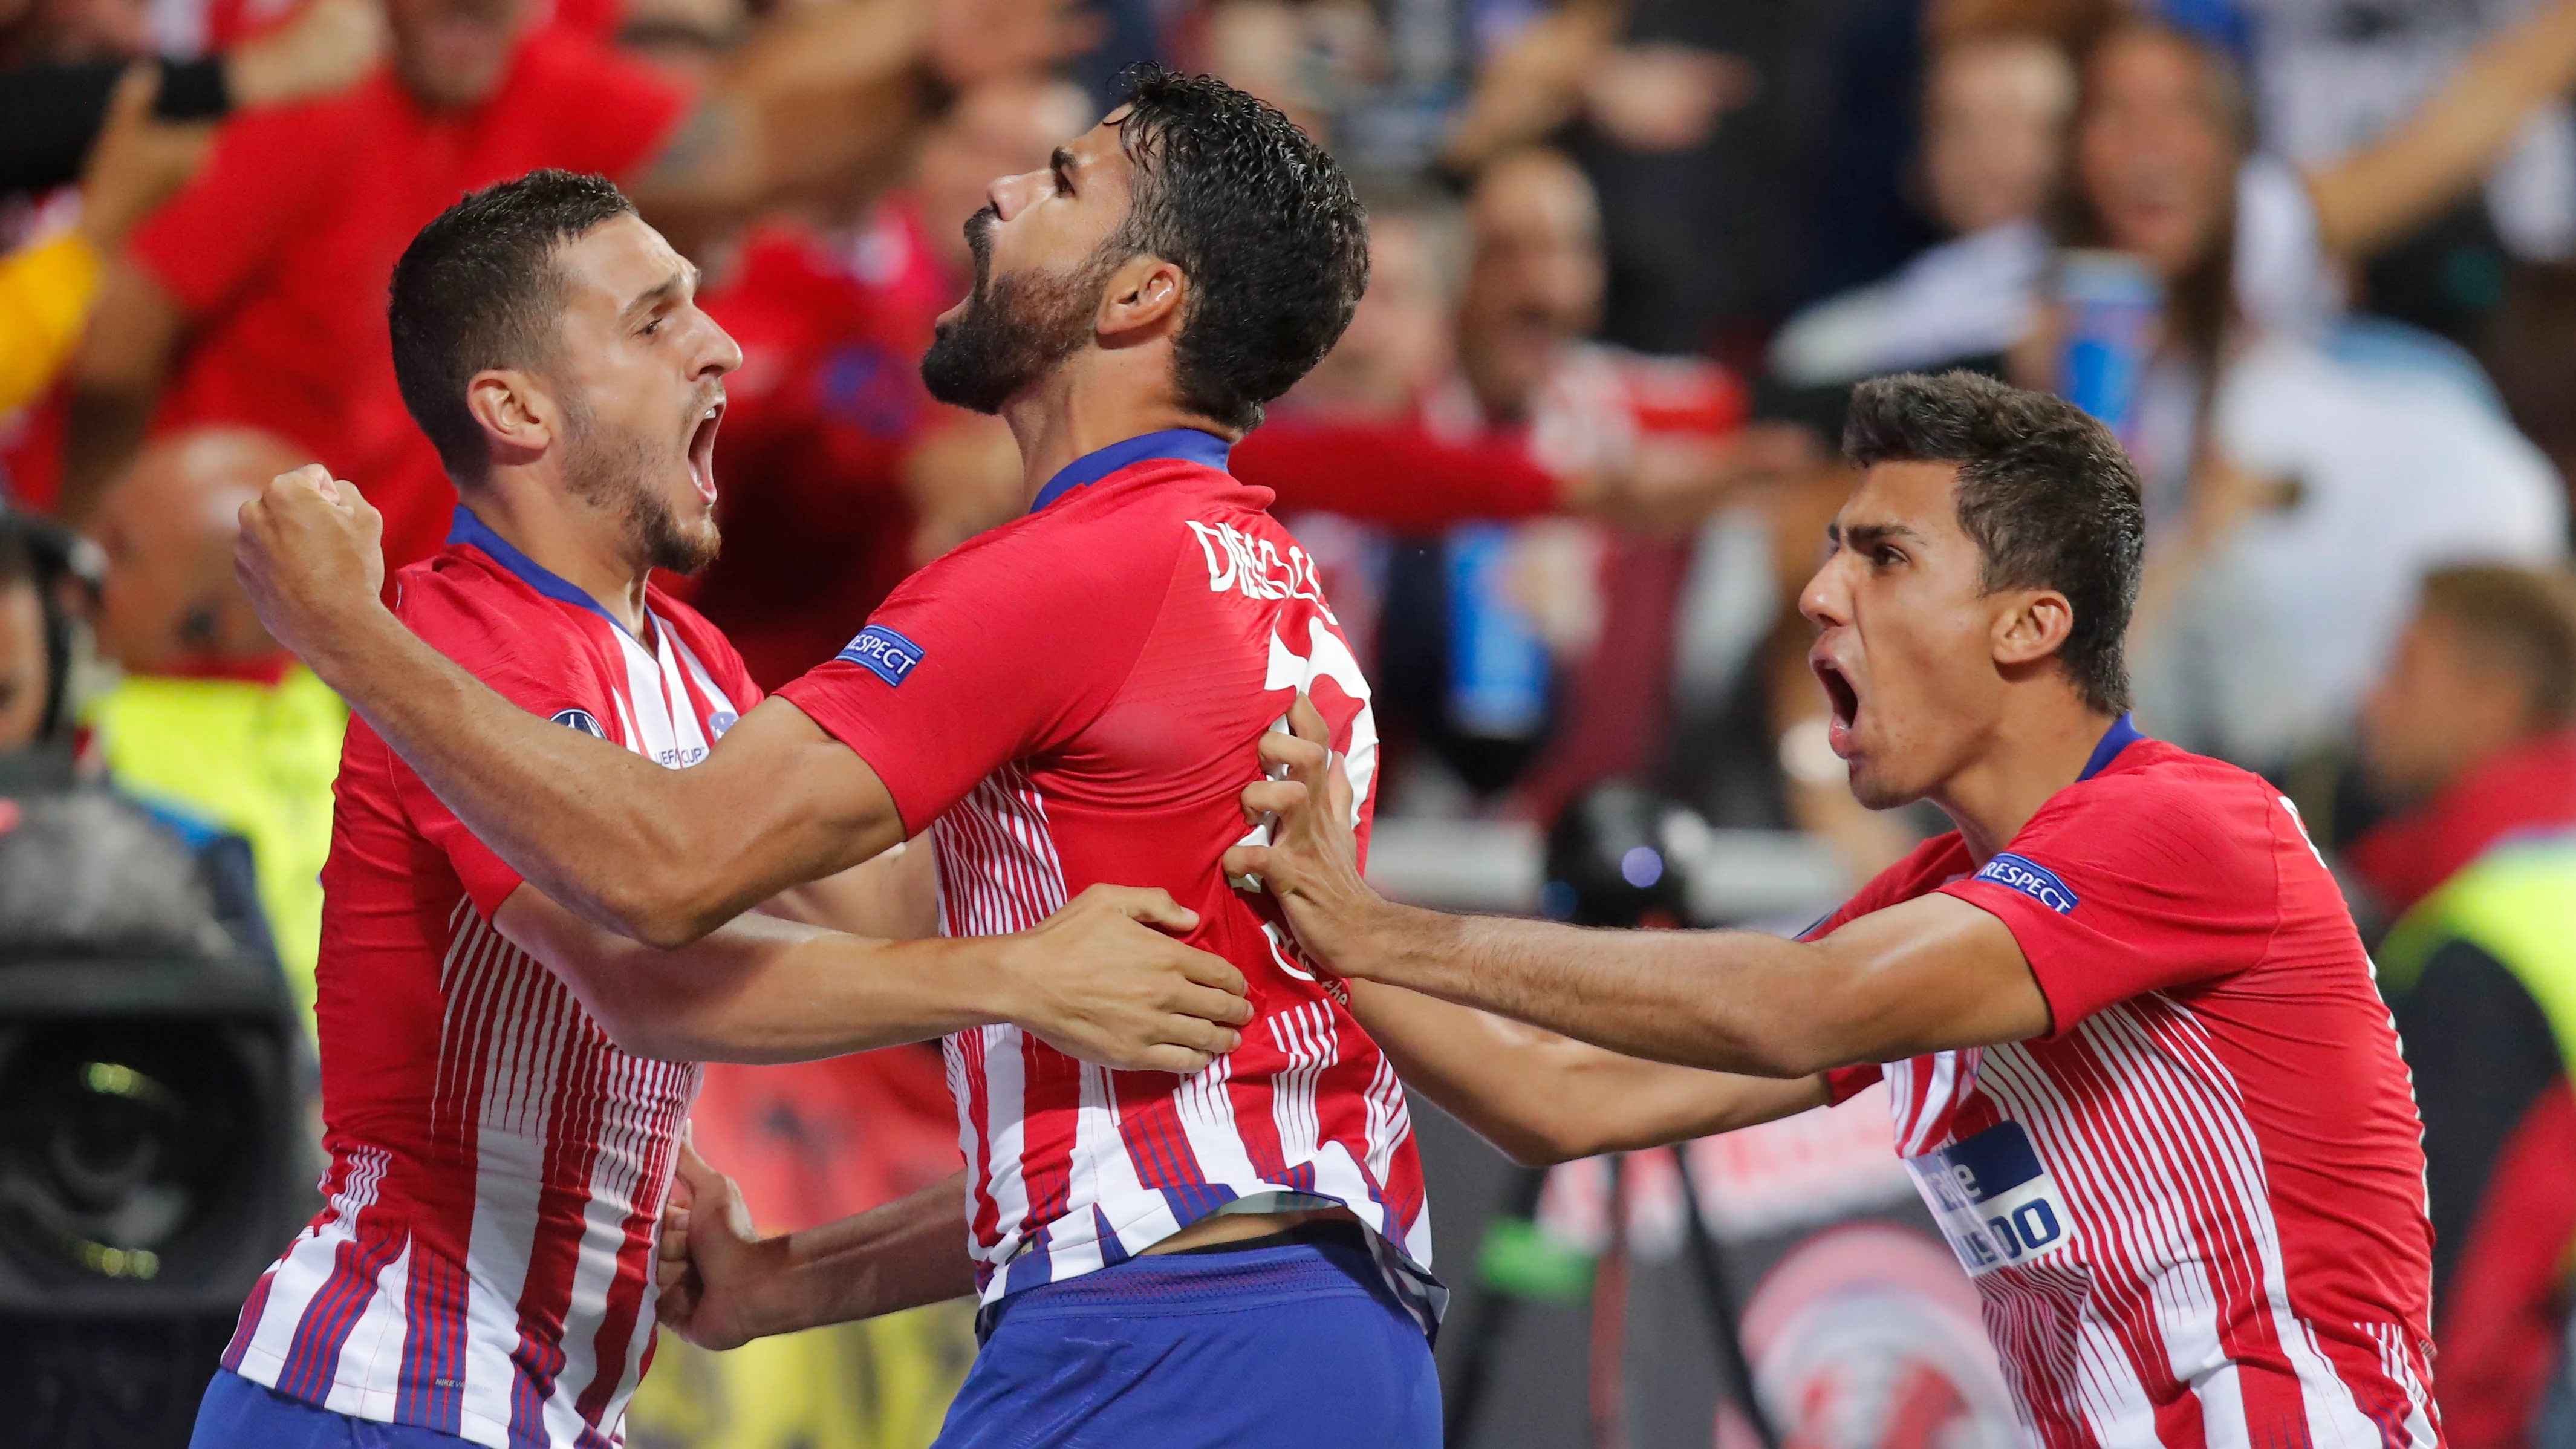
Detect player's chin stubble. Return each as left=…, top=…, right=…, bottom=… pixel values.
left=922, top=210, right=1114, bottom=415
left=561, top=397, right=722, bottom=577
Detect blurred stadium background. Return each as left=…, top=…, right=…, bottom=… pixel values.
left=6, top=0, right=2576, bottom=1444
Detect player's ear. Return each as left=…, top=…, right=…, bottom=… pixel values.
left=466, top=368, right=558, bottom=469
left=1096, top=255, right=1187, bottom=342
left=1993, top=588, right=2075, bottom=669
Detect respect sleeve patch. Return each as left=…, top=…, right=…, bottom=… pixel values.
left=1973, top=853, right=2079, bottom=914
left=838, top=624, right=925, bottom=687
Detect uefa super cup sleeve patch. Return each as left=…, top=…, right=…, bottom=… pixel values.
left=838, top=624, right=926, bottom=687
left=1973, top=853, right=2080, bottom=914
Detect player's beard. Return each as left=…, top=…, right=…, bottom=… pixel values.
left=921, top=207, right=1118, bottom=415
left=559, top=389, right=722, bottom=577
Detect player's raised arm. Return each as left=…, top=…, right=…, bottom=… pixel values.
left=1226, top=699, right=2054, bottom=1076
left=495, top=881, right=1252, bottom=1072
left=236, top=464, right=894, bottom=946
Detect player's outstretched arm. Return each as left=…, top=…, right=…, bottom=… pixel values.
left=235, top=466, right=902, bottom=946
left=1348, top=980, right=1827, bottom=1165
left=1226, top=698, right=2055, bottom=1077
left=496, top=881, right=1252, bottom=1072
left=660, top=1148, right=973, bottom=1350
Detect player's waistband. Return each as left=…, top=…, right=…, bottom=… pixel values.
left=974, top=1220, right=1390, bottom=1344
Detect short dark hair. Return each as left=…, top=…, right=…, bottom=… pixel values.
left=1106, top=67, right=1368, bottom=432
left=389, top=169, right=637, bottom=481
left=1843, top=371, right=2146, bottom=714
left=2418, top=564, right=2576, bottom=729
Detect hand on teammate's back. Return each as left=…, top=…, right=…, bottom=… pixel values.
left=234, top=464, right=389, bottom=670
left=1222, top=696, right=1393, bottom=981
left=1001, top=885, right=1254, bottom=1074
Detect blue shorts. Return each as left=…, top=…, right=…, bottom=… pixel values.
left=935, top=1226, right=1442, bottom=1449
left=189, top=1370, right=473, bottom=1448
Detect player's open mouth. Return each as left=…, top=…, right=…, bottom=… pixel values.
left=688, top=400, right=723, bottom=505
left=1815, top=657, right=1860, bottom=758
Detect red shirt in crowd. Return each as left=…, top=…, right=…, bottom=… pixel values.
left=125, top=30, right=690, bottom=571
left=689, top=204, right=955, bottom=688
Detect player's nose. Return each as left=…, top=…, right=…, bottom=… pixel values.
left=689, top=310, right=742, bottom=379
left=989, top=169, right=1044, bottom=223
left=1799, top=554, right=1852, bottom=629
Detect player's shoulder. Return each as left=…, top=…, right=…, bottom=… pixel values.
left=2025, top=736, right=2294, bottom=877
left=393, top=549, right=593, bottom=674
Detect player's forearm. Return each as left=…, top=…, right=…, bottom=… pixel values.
left=550, top=922, right=1004, bottom=1064
left=1348, top=980, right=1827, bottom=1165
left=310, top=605, right=735, bottom=941
left=1335, top=902, right=1846, bottom=1077
left=2309, top=0, right=2576, bottom=259
left=747, top=1174, right=975, bottom=1337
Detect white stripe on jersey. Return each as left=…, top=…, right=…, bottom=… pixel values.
left=233, top=1145, right=394, bottom=1386
left=319, top=1236, right=413, bottom=1421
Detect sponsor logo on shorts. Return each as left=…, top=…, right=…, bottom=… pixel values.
left=838, top=624, right=925, bottom=687
left=550, top=708, right=606, bottom=738
left=1973, top=853, right=2077, bottom=914
left=707, top=709, right=738, bottom=738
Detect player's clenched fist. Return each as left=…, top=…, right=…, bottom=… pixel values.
left=1000, top=885, right=1254, bottom=1075
left=233, top=463, right=388, bottom=670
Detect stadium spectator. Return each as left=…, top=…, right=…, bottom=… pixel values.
left=54, top=0, right=1089, bottom=570
left=1769, top=30, right=2075, bottom=388
left=0, top=0, right=380, bottom=201
left=0, top=66, right=208, bottom=417
left=84, top=426, right=344, bottom=1029
left=2040, top=4, right=2576, bottom=508
left=2358, top=564, right=2576, bottom=1449
left=689, top=74, right=1093, bottom=688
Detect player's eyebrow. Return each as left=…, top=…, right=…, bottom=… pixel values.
left=1830, top=519, right=1923, bottom=550
left=622, top=261, right=699, bottom=322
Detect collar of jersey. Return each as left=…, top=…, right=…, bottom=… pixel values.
left=2078, top=712, right=2144, bottom=781
left=448, top=504, right=644, bottom=645
left=1028, top=428, right=1232, bottom=513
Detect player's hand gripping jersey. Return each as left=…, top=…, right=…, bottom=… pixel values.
left=1814, top=719, right=2441, bottom=1449
left=221, top=509, right=759, bottom=1449
left=776, top=431, right=1436, bottom=1323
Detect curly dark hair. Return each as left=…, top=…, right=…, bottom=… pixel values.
left=1843, top=371, right=2147, bottom=714
left=389, top=169, right=637, bottom=481
left=1105, top=67, right=1369, bottom=432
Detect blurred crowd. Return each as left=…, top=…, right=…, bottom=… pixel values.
left=10, top=0, right=2576, bottom=1442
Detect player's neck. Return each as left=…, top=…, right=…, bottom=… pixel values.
left=1000, top=356, right=1238, bottom=507
left=459, top=478, right=655, bottom=641
left=1930, top=696, right=2124, bottom=865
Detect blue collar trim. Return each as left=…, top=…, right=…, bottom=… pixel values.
left=447, top=505, right=635, bottom=641
left=1029, top=428, right=1232, bottom=513
left=2078, top=713, right=2145, bottom=781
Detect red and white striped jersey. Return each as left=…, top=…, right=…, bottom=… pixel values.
left=778, top=431, right=1437, bottom=1326
left=220, top=507, right=759, bottom=1447
left=1820, top=717, right=2440, bottom=1449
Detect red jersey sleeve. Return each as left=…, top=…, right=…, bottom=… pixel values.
left=386, top=568, right=622, bottom=917
left=773, top=504, right=1174, bottom=837
left=129, top=94, right=353, bottom=317
left=1936, top=770, right=2282, bottom=1037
